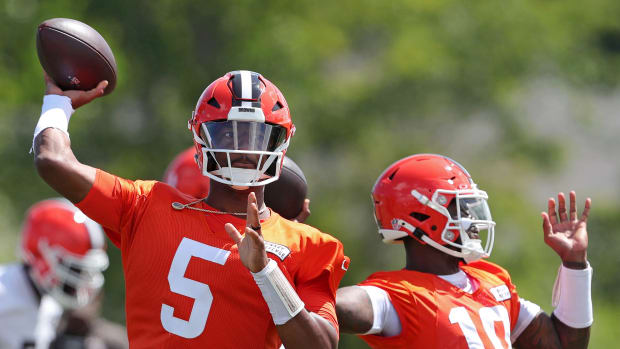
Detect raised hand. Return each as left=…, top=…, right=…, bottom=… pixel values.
left=225, top=192, right=269, bottom=273
left=44, top=72, right=108, bottom=109
left=541, top=191, right=591, bottom=269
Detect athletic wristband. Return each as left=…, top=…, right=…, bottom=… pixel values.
left=551, top=262, right=593, bottom=328
left=32, top=95, right=74, bottom=151
left=251, top=258, right=304, bottom=325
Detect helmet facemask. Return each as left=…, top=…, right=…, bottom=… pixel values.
left=194, top=120, right=288, bottom=187
left=379, top=186, right=495, bottom=263
left=413, top=187, right=495, bottom=263
left=36, top=239, right=109, bottom=310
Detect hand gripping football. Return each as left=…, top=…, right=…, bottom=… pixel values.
left=36, top=18, right=117, bottom=95
left=265, top=156, right=308, bottom=220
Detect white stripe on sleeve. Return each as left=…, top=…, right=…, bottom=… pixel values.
left=359, top=285, right=402, bottom=337
left=511, top=297, right=542, bottom=343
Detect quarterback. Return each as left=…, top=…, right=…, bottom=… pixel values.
left=163, top=147, right=311, bottom=223
left=33, top=70, right=348, bottom=348
left=336, top=154, right=592, bottom=348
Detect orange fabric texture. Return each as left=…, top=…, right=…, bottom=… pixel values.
left=358, top=260, right=520, bottom=349
left=76, top=169, right=348, bottom=349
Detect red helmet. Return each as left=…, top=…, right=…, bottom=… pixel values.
left=163, top=147, right=210, bottom=198
left=372, top=154, right=495, bottom=263
left=189, top=70, right=294, bottom=187
left=20, top=199, right=109, bottom=309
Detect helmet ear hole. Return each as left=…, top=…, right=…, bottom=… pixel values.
left=409, top=212, right=429, bottom=222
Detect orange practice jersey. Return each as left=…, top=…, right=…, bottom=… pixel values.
left=77, top=169, right=349, bottom=348
left=358, top=261, right=520, bottom=349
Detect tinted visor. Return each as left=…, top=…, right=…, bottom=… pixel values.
left=200, top=121, right=287, bottom=152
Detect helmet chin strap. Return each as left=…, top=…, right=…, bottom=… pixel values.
left=383, top=219, right=488, bottom=263
left=421, top=235, right=487, bottom=263
left=212, top=167, right=263, bottom=185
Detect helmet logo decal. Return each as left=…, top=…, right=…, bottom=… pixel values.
left=445, top=230, right=455, bottom=240
left=391, top=218, right=401, bottom=230
left=436, top=194, right=448, bottom=205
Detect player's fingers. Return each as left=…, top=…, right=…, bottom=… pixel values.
left=293, top=199, right=311, bottom=223
left=303, top=198, right=310, bottom=214
left=246, top=192, right=261, bottom=233
left=548, top=198, right=558, bottom=225
left=541, top=212, right=553, bottom=238
left=43, top=71, right=53, bottom=84
left=569, top=191, right=577, bottom=221
left=557, top=192, right=567, bottom=222
left=580, top=198, right=592, bottom=222
left=88, top=80, right=108, bottom=97
left=43, top=71, right=62, bottom=94
left=244, top=227, right=264, bottom=247
left=225, top=223, right=243, bottom=244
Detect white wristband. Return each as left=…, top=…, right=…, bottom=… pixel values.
left=551, top=262, right=593, bottom=328
left=252, top=259, right=305, bottom=325
left=32, top=95, right=74, bottom=150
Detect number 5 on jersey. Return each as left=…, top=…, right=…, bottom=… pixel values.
left=160, top=237, right=231, bottom=338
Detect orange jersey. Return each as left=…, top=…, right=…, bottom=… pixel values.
left=76, top=169, right=348, bottom=349
left=358, top=261, right=520, bottom=349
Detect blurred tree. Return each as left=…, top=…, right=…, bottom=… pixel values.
left=1, top=0, right=619, bottom=347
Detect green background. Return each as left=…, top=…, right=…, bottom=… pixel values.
left=1, top=0, right=619, bottom=347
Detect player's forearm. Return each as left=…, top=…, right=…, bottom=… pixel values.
left=516, top=262, right=592, bottom=349
left=277, top=311, right=337, bottom=349
left=33, top=93, right=97, bottom=202
left=250, top=259, right=337, bottom=348
left=552, top=314, right=590, bottom=349
left=514, top=312, right=590, bottom=349
left=514, top=312, right=562, bottom=349
left=34, top=126, right=95, bottom=203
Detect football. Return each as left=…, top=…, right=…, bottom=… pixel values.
left=265, top=156, right=308, bottom=220
left=36, top=18, right=117, bottom=95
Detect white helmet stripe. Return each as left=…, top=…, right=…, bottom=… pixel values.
left=240, top=70, right=252, bottom=107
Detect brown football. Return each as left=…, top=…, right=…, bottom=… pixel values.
left=36, top=18, right=117, bottom=95
left=265, top=156, right=308, bottom=220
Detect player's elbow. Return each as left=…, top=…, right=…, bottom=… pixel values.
left=35, top=150, right=68, bottom=180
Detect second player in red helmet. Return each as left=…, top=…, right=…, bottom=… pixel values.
left=372, top=154, right=495, bottom=262
left=0, top=198, right=108, bottom=348
left=337, top=154, right=593, bottom=349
